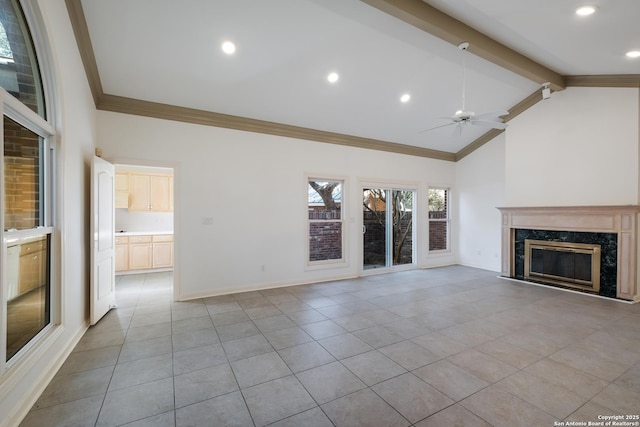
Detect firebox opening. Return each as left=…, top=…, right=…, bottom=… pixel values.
left=524, top=240, right=601, bottom=293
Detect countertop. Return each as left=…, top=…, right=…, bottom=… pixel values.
left=115, top=231, right=173, bottom=236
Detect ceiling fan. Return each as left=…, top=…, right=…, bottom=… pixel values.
left=422, top=42, right=509, bottom=134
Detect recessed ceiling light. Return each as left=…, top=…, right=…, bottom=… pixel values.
left=327, top=72, right=339, bottom=83
left=626, top=50, right=640, bottom=59
left=221, top=41, right=236, bottom=55
left=575, top=5, right=597, bottom=16
left=400, top=94, right=411, bottom=103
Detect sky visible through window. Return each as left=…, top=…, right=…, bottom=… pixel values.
left=0, top=22, right=13, bottom=59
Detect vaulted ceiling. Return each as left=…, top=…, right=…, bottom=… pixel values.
left=67, top=0, right=640, bottom=161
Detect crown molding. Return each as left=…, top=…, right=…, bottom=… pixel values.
left=565, top=75, right=640, bottom=88
left=98, top=94, right=457, bottom=161
left=68, top=1, right=635, bottom=164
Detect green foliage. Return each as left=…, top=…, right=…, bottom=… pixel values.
left=428, top=188, right=446, bottom=212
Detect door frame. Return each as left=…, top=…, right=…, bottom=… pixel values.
left=110, top=158, right=179, bottom=300
left=359, top=180, right=418, bottom=276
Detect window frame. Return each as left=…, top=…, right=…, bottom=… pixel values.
left=0, top=0, right=58, bottom=375
left=1, top=88, right=56, bottom=370
left=306, top=175, right=347, bottom=269
left=428, top=187, right=451, bottom=253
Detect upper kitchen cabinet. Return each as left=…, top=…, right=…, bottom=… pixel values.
left=115, top=172, right=129, bottom=209
left=129, top=173, right=173, bottom=212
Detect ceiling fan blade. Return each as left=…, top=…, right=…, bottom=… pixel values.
left=453, top=123, right=464, bottom=137
left=473, top=110, right=509, bottom=120
left=471, top=119, right=508, bottom=130
left=419, top=122, right=455, bottom=133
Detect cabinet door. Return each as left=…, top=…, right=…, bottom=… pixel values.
left=115, top=173, right=129, bottom=209
left=153, top=242, right=174, bottom=268
left=115, top=244, right=129, bottom=271
left=19, top=251, right=44, bottom=294
left=129, top=243, right=153, bottom=270
left=115, top=173, right=129, bottom=191
left=150, top=175, right=172, bottom=212
left=129, top=174, right=151, bottom=211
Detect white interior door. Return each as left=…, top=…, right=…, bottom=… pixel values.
left=91, top=155, right=116, bottom=325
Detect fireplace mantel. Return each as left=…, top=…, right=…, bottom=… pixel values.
left=497, top=205, right=640, bottom=301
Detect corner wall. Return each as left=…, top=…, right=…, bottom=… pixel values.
left=455, top=86, right=640, bottom=274
left=456, top=134, right=505, bottom=271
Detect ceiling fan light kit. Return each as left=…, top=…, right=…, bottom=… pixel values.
left=421, top=42, right=509, bottom=135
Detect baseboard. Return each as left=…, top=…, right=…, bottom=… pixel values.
left=177, top=273, right=358, bottom=301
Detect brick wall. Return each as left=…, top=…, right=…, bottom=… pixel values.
left=309, top=221, right=342, bottom=261
left=4, top=115, right=40, bottom=230
left=363, top=211, right=413, bottom=266
left=429, top=221, right=448, bottom=251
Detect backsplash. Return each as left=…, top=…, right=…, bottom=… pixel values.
left=115, top=209, right=173, bottom=233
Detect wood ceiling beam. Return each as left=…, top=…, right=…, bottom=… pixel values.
left=360, top=0, right=566, bottom=91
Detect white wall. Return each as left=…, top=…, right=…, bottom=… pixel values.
left=505, top=87, right=640, bottom=206
left=456, top=134, right=505, bottom=271
left=97, top=112, right=457, bottom=299
left=456, top=86, right=640, bottom=273
left=115, top=209, right=173, bottom=233
left=1, top=0, right=97, bottom=425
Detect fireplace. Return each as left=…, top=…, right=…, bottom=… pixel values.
left=524, top=239, right=601, bottom=293
left=497, top=205, right=640, bottom=302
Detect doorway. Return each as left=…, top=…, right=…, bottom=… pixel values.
left=362, top=187, right=415, bottom=271
left=113, top=164, right=175, bottom=296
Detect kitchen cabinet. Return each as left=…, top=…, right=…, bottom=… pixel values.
left=115, top=236, right=129, bottom=271
left=152, top=235, right=174, bottom=268
left=115, top=172, right=129, bottom=209
left=129, top=173, right=173, bottom=212
left=128, top=235, right=153, bottom=270
left=117, top=234, right=173, bottom=272
left=18, top=237, right=47, bottom=294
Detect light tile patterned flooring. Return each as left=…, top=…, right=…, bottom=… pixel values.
left=20, top=266, right=640, bottom=426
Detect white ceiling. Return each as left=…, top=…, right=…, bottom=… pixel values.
left=79, top=0, right=640, bottom=154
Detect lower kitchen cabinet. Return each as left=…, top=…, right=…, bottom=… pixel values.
left=115, top=236, right=129, bottom=272
left=18, top=238, right=47, bottom=294
left=128, top=235, right=153, bottom=270
left=116, top=234, right=173, bottom=273
left=152, top=235, right=174, bottom=268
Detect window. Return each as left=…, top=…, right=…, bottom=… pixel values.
left=1, top=0, right=55, bottom=367
left=0, top=0, right=45, bottom=117
left=428, top=188, right=449, bottom=252
left=308, top=179, right=344, bottom=264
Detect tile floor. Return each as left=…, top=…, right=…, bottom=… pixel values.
left=20, top=266, right=640, bottom=427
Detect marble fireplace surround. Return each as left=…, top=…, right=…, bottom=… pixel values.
left=497, top=206, right=640, bottom=302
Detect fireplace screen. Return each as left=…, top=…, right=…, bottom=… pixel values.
left=524, top=240, right=601, bottom=293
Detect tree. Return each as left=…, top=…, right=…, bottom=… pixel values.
left=309, top=181, right=339, bottom=210
left=363, top=189, right=413, bottom=265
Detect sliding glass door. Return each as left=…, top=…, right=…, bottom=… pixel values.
left=363, top=188, right=415, bottom=270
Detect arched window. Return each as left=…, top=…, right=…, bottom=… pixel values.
left=1, top=0, right=56, bottom=366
